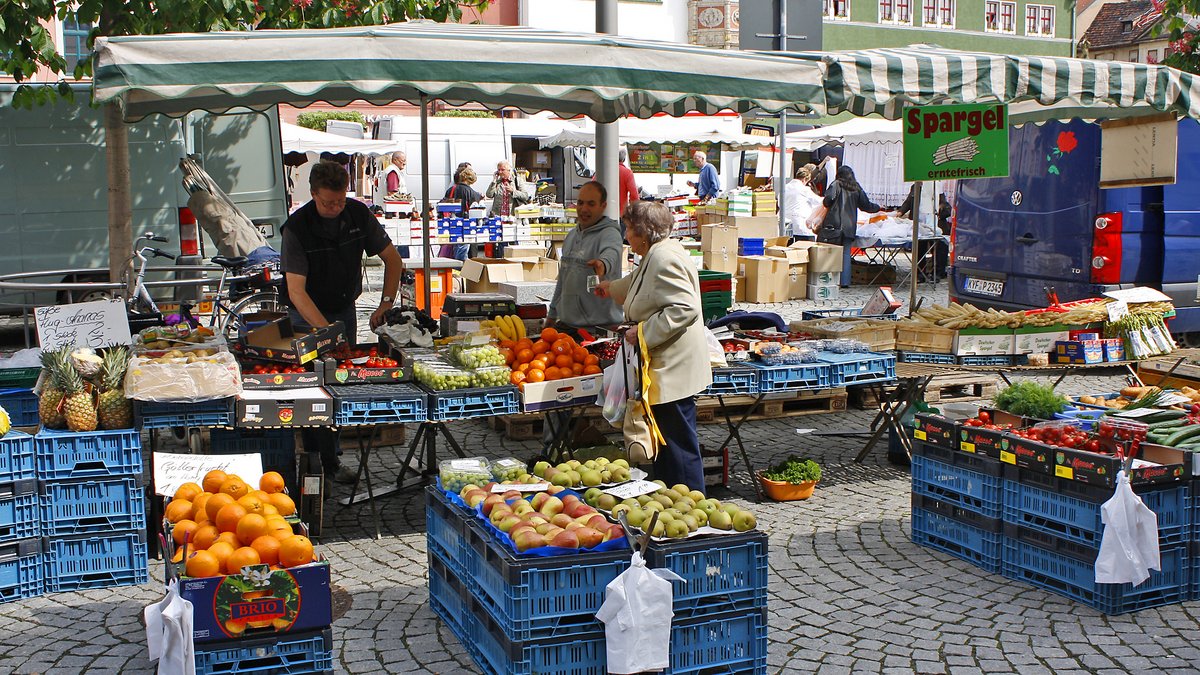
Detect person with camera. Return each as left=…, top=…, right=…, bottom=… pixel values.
left=486, top=160, right=531, bottom=218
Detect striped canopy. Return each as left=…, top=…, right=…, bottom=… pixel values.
left=774, top=45, right=1200, bottom=124
left=92, top=22, right=827, bottom=122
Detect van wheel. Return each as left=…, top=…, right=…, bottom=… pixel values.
left=57, top=273, right=114, bottom=305
left=1179, top=332, right=1200, bottom=349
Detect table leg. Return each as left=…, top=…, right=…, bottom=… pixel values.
left=856, top=382, right=902, bottom=463
left=435, top=422, right=466, bottom=460
left=543, top=406, right=582, bottom=463
left=340, top=426, right=381, bottom=539
left=147, top=430, right=162, bottom=560
left=715, top=394, right=766, bottom=501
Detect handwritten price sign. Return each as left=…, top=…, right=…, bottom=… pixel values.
left=35, top=299, right=132, bottom=351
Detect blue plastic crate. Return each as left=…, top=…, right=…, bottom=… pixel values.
left=428, top=385, right=520, bottom=422
left=0, top=539, right=42, bottom=603
left=0, top=480, right=38, bottom=543
left=1002, top=480, right=1187, bottom=549
left=193, top=628, right=333, bottom=675
left=644, top=531, right=768, bottom=619
left=0, top=389, right=38, bottom=427
left=911, top=454, right=1004, bottom=519
left=816, top=352, right=897, bottom=386
left=703, top=368, right=760, bottom=397
left=34, top=427, right=142, bottom=480
left=1001, top=538, right=1189, bottom=615
left=428, top=548, right=472, bottom=642
left=665, top=608, right=768, bottom=675
left=0, top=431, right=34, bottom=483
left=897, top=351, right=957, bottom=364
left=911, top=506, right=1003, bottom=574
left=737, top=238, right=765, bottom=256
left=426, top=487, right=473, bottom=577
left=1052, top=408, right=1105, bottom=430
left=326, top=383, right=427, bottom=426
left=463, top=518, right=629, bottom=642
left=135, top=398, right=234, bottom=430
left=957, top=354, right=1014, bottom=367
left=747, top=362, right=832, bottom=392
left=43, top=530, right=148, bottom=593
left=39, top=477, right=146, bottom=537
left=466, top=592, right=607, bottom=675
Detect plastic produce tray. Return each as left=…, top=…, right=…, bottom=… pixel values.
left=0, top=539, right=41, bottom=603
left=703, top=367, right=760, bottom=397
left=896, top=351, right=957, bottom=364
left=747, top=362, right=832, bottom=392
left=817, top=351, right=897, bottom=386
left=1002, top=478, right=1186, bottom=549
left=39, top=477, right=146, bottom=537
left=326, top=383, right=427, bottom=426
left=911, top=503, right=1003, bottom=574
left=134, top=397, right=235, bottom=429
left=643, top=530, right=768, bottom=619
left=43, top=530, right=148, bottom=593
left=0, top=480, right=38, bottom=543
left=911, top=453, right=1003, bottom=519
left=957, top=354, right=1014, bottom=367
left=34, top=427, right=142, bottom=480
left=0, top=389, right=38, bottom=427
left=193, top=628, right=333, bottom=675
left=427, top=385, right=520, bottom=422
left=0, top=431, right=34, bottom=483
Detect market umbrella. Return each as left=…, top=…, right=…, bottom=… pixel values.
left=783, top=117, right=902, bottom=151
left=92, top=22, right=830, bottom=312
left=538, top=120, right=772, bottom=150
left=280, top=122, right=405, bottom=156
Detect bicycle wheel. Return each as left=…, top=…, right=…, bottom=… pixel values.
left=219, top=290, right=285, bottom=342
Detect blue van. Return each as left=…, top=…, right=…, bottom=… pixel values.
left=951, top=118, right=1200, bottom=343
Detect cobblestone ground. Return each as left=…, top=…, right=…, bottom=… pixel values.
left=3, top=266, right=1200, bottom=673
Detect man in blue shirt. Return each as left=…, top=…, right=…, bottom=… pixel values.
left=688, top=150, right=720, bottom=203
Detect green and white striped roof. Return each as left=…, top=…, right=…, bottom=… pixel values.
left=92, top=22, right=828, bottom=122
left=774, top=45, right=1200, bottom=123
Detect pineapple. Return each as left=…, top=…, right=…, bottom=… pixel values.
left=38, top=349, right=69, bottom=429
left=60, top=360, right=97, bottom=433
left=96, top=347, right=132, bottom=431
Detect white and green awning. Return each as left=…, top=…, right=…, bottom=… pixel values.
left=92, top=22, right=828, bottom=122
left=773, top=44, right=1200, bottom=124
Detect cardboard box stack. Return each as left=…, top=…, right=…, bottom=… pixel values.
left=701, top=224, right=739, bottom=275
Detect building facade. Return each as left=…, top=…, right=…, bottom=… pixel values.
left=1078, top=0, right=1168, bottom=63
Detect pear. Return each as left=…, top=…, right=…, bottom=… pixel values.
left=666, top=520, right=690, bottom=538
left=733, top=511, right=757, bottom=532
left=709, top=510, right=733, bottom=530
left=596, top=494, right=617, bottom=511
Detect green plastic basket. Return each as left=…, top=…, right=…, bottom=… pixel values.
left=0, top=368, right=40, bottom=389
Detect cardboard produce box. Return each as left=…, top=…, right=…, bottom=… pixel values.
left=237, top=387, right=334, bottom=427
left=238, top=317, right=346, bottom=365
left=460, top=258, right=525, bottom=293
left=521, top=373, right=603, bottom=412
left=810, top=270, right=838, bottom=286
left=734, top=275, right=746, bottom=302
left=703, top=249, right=738, bottom=274
left=786, top=263, right=808, bottom=300
left=700, top=224, right=738, bottom=253
left=1012, top=325, right=1071, bottom=356
left=513, top=257, right=560, bottom=282
left=503, top=245, right=546, bottom=259
left=724, top=215, right=779, bottom=239
left=766, top=245, right=809, bottom=265
left=953, top=327, right=1015, bottom=356
left=808, top=283, right=839, bottom=301
left=741, top=256, right=789, bottom=303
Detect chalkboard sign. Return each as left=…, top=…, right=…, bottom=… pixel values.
left=153, top=452, right=265, bottom=498
left=35, top=299, right=132, bottom=351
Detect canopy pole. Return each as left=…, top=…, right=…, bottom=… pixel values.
left=597, top=0, right=619, bottom=221
left=776, top=0, right=789, bottom=239
left=909, top=181, right=921, bottom=317
left=420, top=95, right=432, bottom=314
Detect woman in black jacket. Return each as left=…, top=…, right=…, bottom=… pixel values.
left=817, top=165, right=881, bottom=287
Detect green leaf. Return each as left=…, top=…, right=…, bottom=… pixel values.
left=1048, top=165, right=1059, bottom=175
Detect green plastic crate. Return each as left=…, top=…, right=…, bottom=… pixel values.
left=0, top=369, right=40, bottom=389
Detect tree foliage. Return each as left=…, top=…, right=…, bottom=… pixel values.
left=1155, top=0, right=1200, bottom=73
left=0, top=0, right=493, bottom=107
left=296, top=110, right=368, bottom=131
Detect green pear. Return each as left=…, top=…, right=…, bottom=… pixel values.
left=673, top=497, right=696, bottom=512
left=580, top=470, right=603, bottom=487
left=636, top=494, right=653, bottom=506
left=643, top=501, right=663, bottom=513
left=722, top=503, right=740, bottom=516
left=650, top=519, right=667, bottom=537
left=567, top=471, right=582, bottom=486
left=626, top=508, right=647, bottom=528
left=551, top=472, right=574, bottom=488
left=611, top=459, right=630, bottom=470
left=612, top=504, right=632, bottom=519
left=610, top=467, right=631, bottom=482
left=671, top=484, right=691, bottom=496
left=597, top=494, right=618, bottom=511
left=665, top=520, right=690, bottom=538
left=733, top=511, right=757, bottom=532
left=621, top=498, right=641, bottom=509
left=688, top=490, right=706, bottom=502
left=532, top=461, right=551, bottom=477
left=653, top=494, right=675, bottom=508
left=709, top=510, right=733, bottom=530
left=681, top=514, right=699, bottom=532
left=689, top=509, right=708, bottom=527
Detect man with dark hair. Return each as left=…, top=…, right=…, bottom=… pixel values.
left=281, top=160, right=404, bottom=483
left=547, top=181, right=623, bottom=331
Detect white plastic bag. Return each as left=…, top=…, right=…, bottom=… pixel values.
left=704, top=328, right=728, bottom=368
left=144, top=579, right=196, bottom=675
left=595, top=551, right=684, bottom=674
left=1095, top=470, right=1161, bottom=586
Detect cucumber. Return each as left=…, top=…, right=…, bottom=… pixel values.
left=1149, top=418, right=1189, bottom=430
left=1164, top=425, right=1200, bottom=447
left=1141, top=410, right=1187, bottom=424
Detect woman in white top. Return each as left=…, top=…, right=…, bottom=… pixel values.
left=783, top=164, right=822, bottom=242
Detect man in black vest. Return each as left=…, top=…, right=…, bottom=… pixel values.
left=282, top=160, right=404, bottom=483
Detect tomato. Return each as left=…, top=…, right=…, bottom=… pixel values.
left=978, top=411, right=991, bottom=424
left=964, top=419, right=982, bottom=427
left=1084, top=439, right=1101, bottom=453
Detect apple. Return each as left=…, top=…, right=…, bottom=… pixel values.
left=561, top=495, right=580, bottom=508
left=481, top=494, right=506, bottom=516
left=604, top=525, right=625, bottom=542
left=522, top=514, right=548, bottom=527
left=512, top=500, right=534, bottom=516
left=539, top=496, right=564, bottom=517
left=551, top=513, right=574, bottom=528
left=530, top=492, right=550, bottom=510
left=489, top=507, right=513, bottom=526
left=496, top=514, right=521, bottom=533
left=465, top=491, right=488, bottom=508
left=482, top=481, right=499, bottom=492
left=547, top=485, right=566, bottom=495
left=575, top=526, right=603, bottom=548
left=565, top=521, right=584, bottom=532
left=532, top=461, right=551, bottom=477
left=502, top=490, right=522, bottom=501
left=550, top=530, right=580, bottom=549
left=514, top=529, right=543, bottom=552
left=579, top=513, right=608, bottom=529
left=510, top=523, right=536, bottom=539
left=535, top=522, right=557, bottom=535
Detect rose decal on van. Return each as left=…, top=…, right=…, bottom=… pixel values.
left=1046, top=131, right=1077, bottom=175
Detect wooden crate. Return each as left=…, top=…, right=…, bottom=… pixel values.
left=895, top=321, right=956, bottom=353
left=696, top=388, right=848, bottom=423
left=789, top=318, right=897, bottom=352
left=1137, top=358, right=1200, bottom=390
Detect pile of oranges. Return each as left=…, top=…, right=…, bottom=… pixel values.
left=500, top=328, right=603, bottom=387
left=164, top=470, right=315, bottom=579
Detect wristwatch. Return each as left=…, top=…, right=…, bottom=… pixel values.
left=381, top=295, right=395, bottom=304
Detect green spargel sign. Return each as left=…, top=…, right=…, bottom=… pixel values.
left=903, top=103, right=1009, bottom=182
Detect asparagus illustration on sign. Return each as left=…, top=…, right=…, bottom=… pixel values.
left=931, top=137, right=980, bottom=165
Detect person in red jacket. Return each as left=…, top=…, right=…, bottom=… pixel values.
left=617, top=147, right=639, bottom=216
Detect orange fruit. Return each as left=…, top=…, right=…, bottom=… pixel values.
left=207, top=541, right=235, bottom=571
left=219, top=478, right=250, bottom=500
left=531, top=341, right=550, bottom=355
left=516, top=362, right=530, bottom=374
left=215, top=531, right=240, bottom=547
left=250, top=535, right=282, bottom=566
left=216, top=503, right=248, bottom=533
left=279, top=535, right=315, bottom=568
left=251, top=490, right=273, bottom=502
left=202, top=470, right=229, bottom=495
left=259, top=473, right=286, bottom=495
left=237, top=495, right=266, bottom=516
left=268, top=493, right=296, bottom=517
left=171, top=548, right=185, bottom=563
left=554, top=354, right=573, bottom=369
left=499, top=348, right=514, bottom=366
left=585, top=354, right=600, bottom=366
left=192, top=493, right=213, bottom=520
left=571, top=363, right=584, bottom=376
left=174, top=482, right=203, bottom=502
left=236, top=514, right=270, bottom=546
left=226, top=547, right=262, bottom=575
left=165, top=499, right=193, bottom=524
left=510, top=371, right=527, bottom=386
left=544, top=366, right=562, bottom=381
left=515, top=338, right=533, bottom=351
left=269, top=524, right=294, bottom=541
left=185, top=550, right=222, bottom=578
left=172, top=519, right=199, bottom=546
left=499, top=339, right=516, bottom=351
left=540, top=327, right=558, bottom=343
left=516, top=348, right=534, bottom=364
left=192, top=524, right=221, bottom=550
left=526, top=368, right=545, bottom=383
left=584, top=364, right=602, bottom=375
left=573, top=347, right=589, bottom=362
left=205, top=493, right=236, bottom=522
left=262, top=503, right=279, bottom=517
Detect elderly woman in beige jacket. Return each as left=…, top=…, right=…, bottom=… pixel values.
left=596, top=201, right=712, bottom=493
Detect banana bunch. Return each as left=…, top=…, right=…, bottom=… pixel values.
left=485, top=314, right=526, bottom=341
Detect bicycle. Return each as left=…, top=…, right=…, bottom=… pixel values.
left=124, top=232, right=178, bottom=331
left=200, top=255, right=285, bottom=341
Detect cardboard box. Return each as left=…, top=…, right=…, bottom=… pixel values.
left=521, top=373, right=603, bottom=412
left=734, top=276, right=746, bottom=302
left=514, top=257, right=560, bottom=282
left=503, top=245, right=547, bottom=259
left=861, top=287, right=902, bottom=317
left=807, top=283, right=839, bottom=302
left=1053, top=340, right=1104, bottom=364
left=741, top=256, right=789, bottom=303
left=810, top=270, right=838, bottom=286
left=700, top=224, right=739, bottom=253
left=498, top=280, right=557, bottom=305
left=1103, top=338, right=1125, bottom=362
left=703, top=250, right=738, bottom=274
left=786, top=264, right=808, bottom=300
left=240, top=366, right=324, bottom=390
left=807, top=242, right=845, bottom=273
left=696, top=205, right=725, bottom=227
left=460, top=258, right=526, bottom=293
left=1012, top=325, right=1071, bottom=356
left=953, top=327, right=1015, bottom=356
left=724, top=216, right=779, bottom=239
left=1054, top=442, right=1185, bottom=488
left=238, top=317, right=346, bottom=365
left=766, top=245, right=809, bottom=265
left=237, top=387, right=334, bottom=428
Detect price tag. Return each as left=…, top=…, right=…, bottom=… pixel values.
left=491, top=482, right=550, bottom=493
left=960, top=442, right=976, bottom=454
left=1055, top=465, right=1074, bottom=480
left=1113, top=407, right=1161, bottom=418
left=1157, top=393, right=1191, bottom=407
left=603, top=479, right=660, bottom=501
left=913, top=429, right=927, bottom=441
left=1107, top=299, right=1129, bottom=321
left=448, top=459, right=484, bottom=471
left=999, top=450, right=1016, bottom=465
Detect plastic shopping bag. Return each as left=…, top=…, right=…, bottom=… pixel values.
left=595, top=551, right=684, bottom=674
left=600, top=360, right=627, bottom=428
left=1095, top=470, right=1161, bottom=586
left=705, top=328, right=729, bottom=368
left=805, top=204, right=828, bottom=232
left=144, top=579, right=196, bottom=675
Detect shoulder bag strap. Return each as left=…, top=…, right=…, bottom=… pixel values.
left=637, top=323, right=665, bottom=445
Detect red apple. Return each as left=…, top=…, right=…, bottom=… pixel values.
left=489, top=506, right=513, bottom=526
left=579, top=513, right=608, bottom=529
left=603, top=525, right=626, bottom=542
left=465, top=491, right=488, bottom=508
left=551, top=513, right=573, bottom=528
left=512, top=500, right=534, bottom=516
left=514, top=529, right=543, bottom=552
left=482, top=481, right=498, bottom=492
left=481, top=494, right=506, bottom=516
left=530, top=492, right=550, bottom=510
left=565, top=521, right=584, bottom=532
left=496, top=514, right=521, bottom=533
left=502, top=490, right=522, bottom=501
left=550, top=530, right=580, bottom=549
left=547, top=485, right=566, bottom=495
left=539, top=496, right=564, bottom=517
left=535, top=522, right=557, bottom=535
left=510, top=523, right=537, bottom=539
left=576, top=526, right=603, bottom=548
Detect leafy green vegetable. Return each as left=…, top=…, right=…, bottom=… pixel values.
left=993, top=381, right=1068, bottom=420
left=762, top=456, right=822, bottom=484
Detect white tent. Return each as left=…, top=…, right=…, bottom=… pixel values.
left=784, top=117, right=901, bottom=151
left=786, top=118, right=907, bottom=206
left=281, top=122, right=405, bottom=156
left=539, top=115, right=770, bottom=150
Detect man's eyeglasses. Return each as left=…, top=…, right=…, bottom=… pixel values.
left=315, top=196, right=347, bottom=210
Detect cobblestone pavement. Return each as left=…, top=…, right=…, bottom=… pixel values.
left=4, top=270, right=1200, bottom=674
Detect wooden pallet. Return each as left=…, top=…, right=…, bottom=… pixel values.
left=490, top=409, right=609, bottom=441
left=696, top=388, right=848, bottom=424
left=852, top=371, right=999, bottom=408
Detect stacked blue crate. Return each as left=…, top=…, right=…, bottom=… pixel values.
left=909, top=440, right=1005, bottom=573
left=192, top=628, right=333, bottom=675
left=0, top=431, right=39, bottom=603
left=34, top=426, right=147, bottom=593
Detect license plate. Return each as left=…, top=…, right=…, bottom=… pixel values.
left=964, top=277, right=1005, bottom=297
